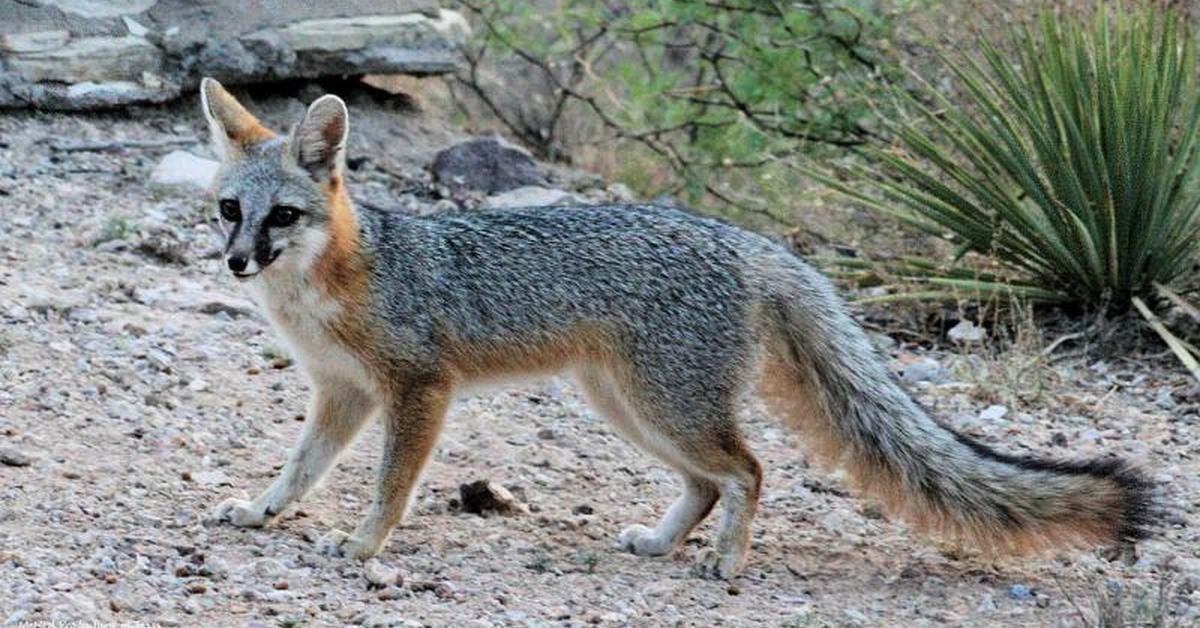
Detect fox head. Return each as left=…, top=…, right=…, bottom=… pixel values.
left=200, top=78, right=351, bottom=280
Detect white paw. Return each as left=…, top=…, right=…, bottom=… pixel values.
left=617, top=524, right=672, bottom=557
left=692, top=547, right=742, bottom=580
left=205, top=497, right=268, bottom=528
left=316, top=529, right=379, bottom=560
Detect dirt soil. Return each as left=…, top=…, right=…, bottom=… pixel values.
left=0, top=84, right=1197, bottom=627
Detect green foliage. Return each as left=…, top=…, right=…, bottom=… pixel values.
left=454, top=0, right=892, bottom=221
left=95, top=216, right=134, bottom=245
left=812, top=8, right=1200, bottom=308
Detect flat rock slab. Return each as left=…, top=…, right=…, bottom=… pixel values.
left=0, top=0, right=468, bottom=110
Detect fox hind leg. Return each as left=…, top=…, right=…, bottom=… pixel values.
left=618, top=474, right=720, bottom=557
left=691, top=442, right=761, bottom=580
left=576, top=364, right=761, bottom=578
left=576, top=366, right=718, bottom=554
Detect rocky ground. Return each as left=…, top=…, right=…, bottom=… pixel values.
left=0, top=83, right=1197, bottom=627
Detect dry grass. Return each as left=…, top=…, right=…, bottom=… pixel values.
left=1061, top=574, right=1184, bottom=628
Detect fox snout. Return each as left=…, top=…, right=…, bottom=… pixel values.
left=226, top=253, right=249, bottom=274
left=223, top=225, right=284, bottom=279
left=224, top=248, right=278, bottom=278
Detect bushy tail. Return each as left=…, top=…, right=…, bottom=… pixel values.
left=757, top=263, right=1154, bottom=553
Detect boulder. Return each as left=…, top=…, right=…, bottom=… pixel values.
left=0, top=0, right=469, bottom=110
left=431, top=137, right=543, bottom=194
left=0, top=447, right=33, bottom=467
left=133, top=280, right=255, bottom=318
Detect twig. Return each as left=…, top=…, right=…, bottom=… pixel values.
left=1054, top=574, right=1095, bottom=628
left=47, top=136, right=199, bottom=153
left=1040, top=331, right=1084, bottom=357
left=1156, top=282, right=1200, bottom=323
left=57, top=167, right=123, bottom=175
left=1132, top=296, right=1200, bottom=385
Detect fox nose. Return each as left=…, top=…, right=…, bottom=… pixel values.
left=227, top=255, right=248, bottom=273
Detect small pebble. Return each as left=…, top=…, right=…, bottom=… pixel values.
left=363, top=558, right=401, bottom=589
left=377, top=587, right=403, bottom=601
left=1008, top=584, right=1033, bottom=600
left=979, top=405, right=1008, bottom=421
left=0, top=447, right=32, bottom=467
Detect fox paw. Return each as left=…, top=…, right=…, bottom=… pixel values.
left=205, top=497, right=268, bottom=528
left=316, top=529, right=379, bottom=560
left=617, top=524, right=674, bottom=557
left=692, top=547, right=742, bottom=580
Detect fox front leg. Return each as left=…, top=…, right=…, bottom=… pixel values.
left=207, top=383, right=376, bottom=527
left=317, top=378, right=452, bottom=559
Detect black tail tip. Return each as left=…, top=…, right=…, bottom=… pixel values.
left=1106, top=459, right=1158, bottom=545
left=948, top=427, right=1159, bottom=545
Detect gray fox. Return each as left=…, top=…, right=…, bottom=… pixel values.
left=199, top=78, right=1152, bottom=579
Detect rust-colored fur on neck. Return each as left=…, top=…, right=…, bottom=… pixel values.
left=308, top=178, right=402, bottom=394
left=313, top=175, right=367, bottom=304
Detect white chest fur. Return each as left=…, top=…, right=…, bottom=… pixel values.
left=249, top=272, right=380, bottom=398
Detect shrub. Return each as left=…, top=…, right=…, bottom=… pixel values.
left=452, top=0, right=892, bottom=221
left=811, top=9, right=1200, bottom=309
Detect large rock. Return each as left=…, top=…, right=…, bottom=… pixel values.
left=0, top=0, right=469, bottom=110
left=431, top=137, right=544, bottom=194
left=150, top=150, right=219, bottom=191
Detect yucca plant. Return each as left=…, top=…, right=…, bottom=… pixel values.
left=811, top=8, right=1200, bottom=309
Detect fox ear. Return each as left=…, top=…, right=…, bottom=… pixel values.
left=290, top=95, right=349, bottom=182
left=200, top=77, right=273, bottom=160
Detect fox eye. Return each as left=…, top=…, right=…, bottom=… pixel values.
left=218, top=199, right=241, bottom=222
left=267, top=205, right=302, bottom=228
